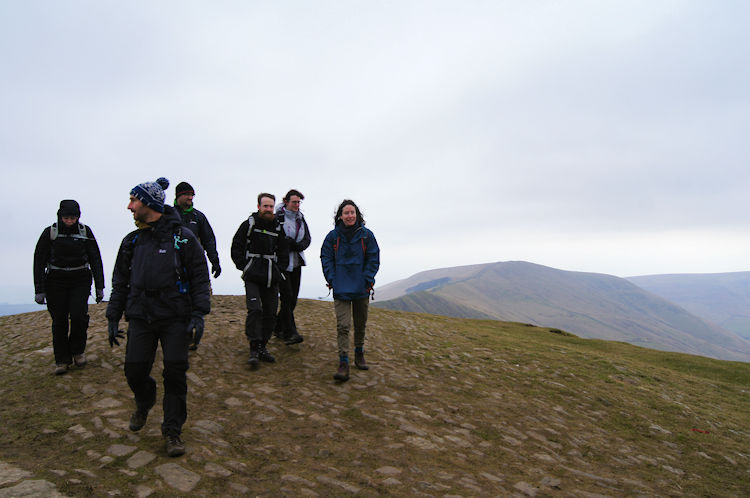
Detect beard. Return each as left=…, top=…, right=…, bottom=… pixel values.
left=259, top=211, right=275, bottom=222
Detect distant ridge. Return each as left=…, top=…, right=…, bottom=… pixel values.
left=628, top=271, right=750, bottom=341
left=0, top=304, right=38, bottom=317
left=374, top=261, right=750, bottom=362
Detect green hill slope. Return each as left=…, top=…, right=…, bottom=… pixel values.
left=0, top=296, right=749, bottom=496
left=375, top=261, right=750, bottom=362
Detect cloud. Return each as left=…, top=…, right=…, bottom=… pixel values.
left=2, top=1, right=749, bottom=303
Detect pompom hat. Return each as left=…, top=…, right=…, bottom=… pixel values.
left=130, top=177, right=170, bottom=213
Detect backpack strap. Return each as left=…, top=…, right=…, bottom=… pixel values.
left=50, top=222, right=89, bottom=241
left=242, top=215, right=281, bottom=288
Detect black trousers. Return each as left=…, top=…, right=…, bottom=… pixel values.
left=124, top=318, right=190, bottom=437
left=46, top=282, right=90, bottom=365
left=276, top=267, right=301, bottom=336
left=244, top=280, right=278, bottom=344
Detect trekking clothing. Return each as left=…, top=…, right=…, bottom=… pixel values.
left=46, top=284, right=90, bottom=365
left=231, top=212, right=289, bottom=358
left=322, top=219, right=379, bottom=372
left=243, top=280, right=278, bottom=343
left=125, top=317, right=190, bottom=437
left=231, top=212, right=290, bottom=288
left=320, top=221, right=380, bottom=301
left=175, top=205, right=221, bottom=273
left=106, top=204, right=210, bottom=438
left=276, top=266, right=302, bottom=340
left=276, top=204, right=311, bottom=272
left=274, top=205, right=310, bottom=341
left=334, top=298, right=369, bottom=356
left=33, top=202, right=105, bottom=367
left=107, top=206, right=210, bottom=323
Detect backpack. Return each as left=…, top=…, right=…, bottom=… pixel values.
left=123, top=226, right=190, bottom=294
left=48, top=222, right=90, bottom=271
left=241, top=215, right=284, bottom=287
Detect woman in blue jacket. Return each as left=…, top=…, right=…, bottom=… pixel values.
left=320, top=199, right=380, bottom=382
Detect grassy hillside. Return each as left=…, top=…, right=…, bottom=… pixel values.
left=1, top=297, right=749, bottom=496
left=629, top=271, right=750, bottom=341
left=375, top=261, right=750, bottom=362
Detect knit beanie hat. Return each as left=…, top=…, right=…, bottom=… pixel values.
left=130, top=177, right=170, bottom=213
left=175, top=181, right=195, bottom=198
left=58, top=199, right=81, bottom=217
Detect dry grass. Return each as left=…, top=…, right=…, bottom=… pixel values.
left=0, top=296, right=749, bottom=496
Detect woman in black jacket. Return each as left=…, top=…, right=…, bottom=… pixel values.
left=33, top=200, right=105, bottom=375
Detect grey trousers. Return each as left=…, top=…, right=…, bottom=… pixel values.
left=334, top=298, right=369, bottom=356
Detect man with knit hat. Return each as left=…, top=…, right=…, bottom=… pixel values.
left=106, top=177, right=211, bottom=457
left=174, top=181, right=221, bottom=279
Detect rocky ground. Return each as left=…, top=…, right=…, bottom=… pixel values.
left=1, top=296, right=749, bottom=496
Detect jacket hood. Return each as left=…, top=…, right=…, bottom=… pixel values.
left=153, top=204, right=183, bottom=232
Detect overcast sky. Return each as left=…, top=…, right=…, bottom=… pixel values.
left=3, top=1, right=750, bottom=304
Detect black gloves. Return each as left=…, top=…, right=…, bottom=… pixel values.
left=212, top=264, right=221, bottom=278
left=187, top=313, right=205, bottom=350
left=95, top=288, right=104, bottom=303
left=108, top=320, right=125, bottom=347
left=34, top=293, right=46, bottom=305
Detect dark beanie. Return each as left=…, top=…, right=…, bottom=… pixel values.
left=130, top=177, right=170, bottom=213
left=58, top=199, right=81, bottom=217
left=175, top=181, right=195, bottom=198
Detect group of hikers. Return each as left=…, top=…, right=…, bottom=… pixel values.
left=32, top=177, right=380, bottom=457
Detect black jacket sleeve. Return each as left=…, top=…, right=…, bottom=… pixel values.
left=183, top=228, right=211, bottom=316
left=106, top=231, right=138, bottom=322
left=197, top=211, right=220, bottom=268
left=85, top=225, right=105, bottom=291
left=230, top=220, right=249, bottom=271
left=32, top=228, right=52, bottom=294
left=297, top=217, right=311, bottom=251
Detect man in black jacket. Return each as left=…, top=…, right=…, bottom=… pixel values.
left=174, top=181, right=221, bottom=279
left=231, top=193, right=289, bottom=369
left=33, top=199, right=105, bottom=375
left=106, top=177, right=210, bottom=458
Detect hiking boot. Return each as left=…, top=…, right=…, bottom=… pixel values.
left=248, top=350, right=260, bottom=369
left=54, top=363, right=69, bottom=375
left=188, top=341, right=198, bottom=351
left=284, top=332, right=304, bottom=345
left=73, top=353, right=87, bottom=367
left=129, top=409, right=149, bottom=432
left=354, top=351, right=369, bottom=370
left=333, top=362, right=350, bottom=382
left=165, top=434, right=185, bottom=457
left=258, top=346, right=275, bottom=363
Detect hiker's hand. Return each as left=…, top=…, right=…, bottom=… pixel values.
left=34, top=293, right=46, bottom=305
left=187, top=313, right=204, bottom=349
left=95, top=288, right=104, bottom=303
left=108, top=320, right=124, bottom=347
left=212, top=264, right=221, bottom=278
